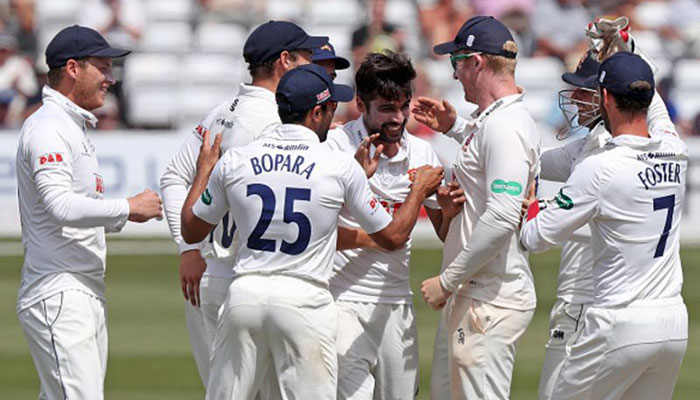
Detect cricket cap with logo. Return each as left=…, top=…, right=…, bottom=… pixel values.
left=45, top=25, right=130, bottom=69
left=244, top=20, right=328, bottom=65
left=276, top=64, right=354, bottom=113
left=433, top=15, right=517, bottom=58
left=312, top=41, right=350, bottom=70
left=583, top=51, right=655, bottom=100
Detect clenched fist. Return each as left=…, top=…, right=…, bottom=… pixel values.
left=127, top=189, right=163, bottom=222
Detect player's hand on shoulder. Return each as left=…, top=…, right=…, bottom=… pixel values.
left=180, top=249, right=207, bottom=306
left=412, top=97, right=457, bottom=133
left=412, top=165, right=444, bottom=197
left=127, top=188, right=163, bottom=222
left=196, top=129, right=223, bottom=175
left=355, top=133, right=384, bottom=178
left=437, top=181, right=466, bottom=219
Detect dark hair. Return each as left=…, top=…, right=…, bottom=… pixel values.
left=355, top=50, right=416, bottom=107
left=277, top=97, right=331, bottom=124
left=248, top=50, right=302, bottom=80
left=47, top=58, right=88, bottom=88
left=611, top=80, right=653, bottom=114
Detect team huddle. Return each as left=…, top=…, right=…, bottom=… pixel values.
left=14, top=13, right=688, bottom=400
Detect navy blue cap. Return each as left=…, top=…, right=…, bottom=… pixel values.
left=562, top=50, right=600, bottom=89
left=433, top=16, right=516, bottom=58
left=244, top=21, right=328, bottom=65
left=312, top=42, right=350, bottom=70
left=583, top=52, right=655, bottom=99
left=276, top=64, right=354, bottom=113
left=45, top=25, right=130, bottom=69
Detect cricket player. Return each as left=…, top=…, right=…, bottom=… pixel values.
left=312, top=41, right=350, bottom=80
left=16, top=25, right=162, bottom=399
left=521, top=51, right=688, bottom=400
left=160, top=20, right=326, bottom=385
left=180, top=63, right=444, bottom=400
left=325, top=50, right=452, bottom=399
left=414, top=16, right=539, bottom=399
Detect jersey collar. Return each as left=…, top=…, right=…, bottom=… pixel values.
left=42, top=85, right=98, bottom=129
left=268, top=123, right=321, bottom=143
left=238, top=83, right=276, bottom=104
left=351, top=115, right=409, bottom=162
left=470, top=87, right=526, bottom=129
left=608, top=134, right=661, bottom=150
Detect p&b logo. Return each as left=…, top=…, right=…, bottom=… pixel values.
left=39, top=152, right=64, bottom=165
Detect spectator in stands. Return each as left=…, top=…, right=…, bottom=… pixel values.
left=691, top=112, right=700, bottom=137
left=417, top=0, right=473, bottom=58
left=0, top=33, right=37, bottom=126
left=531, top=0, right=590, bottom=66
left=5, top=0, right=37, bottom=57
left=351, top=0, right=406, bottom=68
left=94, top=91, right=122, bottom=130
left=0, top=88, right=13, bottom=127
left=80, top=0, right=145, bottom=49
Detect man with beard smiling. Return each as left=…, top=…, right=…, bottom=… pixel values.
left=324, top=50, right=456, bottom=399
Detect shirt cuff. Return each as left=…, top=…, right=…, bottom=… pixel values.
left=440, top=272, right=458, bottom=293
left=105, top=199, right=130, bottom=233
left=444, top=116, right=468, bottom=140
left=178, top=241, right=201, bottom=254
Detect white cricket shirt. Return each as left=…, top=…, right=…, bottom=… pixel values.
left=192, top=124, right=393, bottom=286
left=160, top=83, right=280, bottom=278
left=16, top=86, right=130, bottom=312
left=539, top=93, right=678, bottom=305
left=439, top=90, right=539, bottom=311
left=521, top=133, right=687, bottom=307
left=324, top=117, right=442, bottom=304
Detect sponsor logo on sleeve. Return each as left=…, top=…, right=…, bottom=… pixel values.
left=490, top=179, right=522, bottom=196
left=201, top=188, right=213, bottom=205
left=369, top=197, right=378, bottom=210
left=554, top=189, right=574, bottom=210
left=38, top=152, right=65, bottom=165
left=95, top=174, right=104, bottom=194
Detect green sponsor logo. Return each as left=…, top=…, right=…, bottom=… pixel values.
left=554, top=189, right=573, bottom=210
left=490, top=179, right=523, bottom=196
left=201, top=188, right=212, bottom=205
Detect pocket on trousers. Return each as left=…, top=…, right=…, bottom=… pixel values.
left=42, top=292, right=64, bottom=328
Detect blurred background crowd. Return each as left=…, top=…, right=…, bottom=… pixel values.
left=0, top=0, right=699, bottom=138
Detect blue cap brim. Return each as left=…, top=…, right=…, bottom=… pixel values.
left=298, top=35, right=330, bottom=51
left=433, top=41, right=458, bottom=55
left=313, top=54, right=351, bottom=70
left=89, top=46, right=131, bottom=59
left=562, top=72, right=597, bottom=89
left=582, top=75, right=599, bottom=89
left=330, top=84, right=354, bottom=102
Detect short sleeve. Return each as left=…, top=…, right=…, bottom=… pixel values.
left=192, top=155, right=231, bottom=225
left=343, top=158, right=392, bottom=234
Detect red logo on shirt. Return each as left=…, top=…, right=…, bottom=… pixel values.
left=194, top=124, right=206, bottom=138
left=39, top=152, right=64, bottom=165
left=369, top=197, right=378, bottom=209
left=407, top=168, right=416, bottom=182
left=462, top=133, right=475, bottom=152
left=95, top=175, right=104, bottom=194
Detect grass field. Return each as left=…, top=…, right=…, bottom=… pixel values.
left=1, top=247, right=698, bottom=399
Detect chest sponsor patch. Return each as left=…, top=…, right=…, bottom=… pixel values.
left=490, top=179, right=522, bottom=196
left=38, top=152, right=65, bottom=165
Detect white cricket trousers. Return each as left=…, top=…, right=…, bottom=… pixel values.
left=335, top=301, right=419, bottom=399
left=206, top=274, right=338, bottom=400
left=430, top=309, right=450, bottom=400
left=447, top=296, right=534, bottom=400
left=184, top=273, right=234, bottom=387
left=538, top=299, right=588, bottom=400
left=551, top=297, right=688, bottom=400
left=18, top=289, right=107, bottom=400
